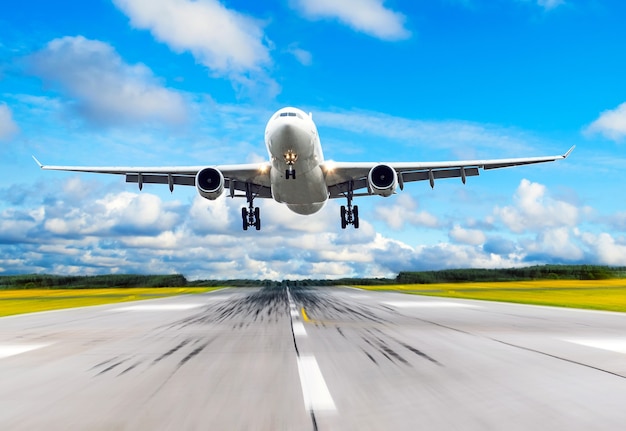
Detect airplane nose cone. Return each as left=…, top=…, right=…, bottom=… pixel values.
left=269, top=122, right=310, bottom=154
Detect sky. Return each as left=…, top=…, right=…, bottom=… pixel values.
left=1, top=0, right=626, bottom=280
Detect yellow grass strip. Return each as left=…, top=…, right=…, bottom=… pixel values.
left=355, top=280, right=626, bottom=312
left=0, top=288, right=217, bottom=317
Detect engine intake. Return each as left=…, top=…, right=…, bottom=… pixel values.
left=196, top=167, right=225, bottom=200
left=368, top=164, right=397, bottom=197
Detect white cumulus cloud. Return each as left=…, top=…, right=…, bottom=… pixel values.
left=374, top=194, right=439, bottom=230
left=0, top=103, right=18, bottom=141
left=112, top=0, right=273, bottom=78
left=586, top=102, right=626, bottom=141
left=449, top=224, right=486, bottom=246
left=27, top=36, right=187, bottom=126
left=494, top=179, right=580, bottom=233
left=291, top=0, right=410, bottom=41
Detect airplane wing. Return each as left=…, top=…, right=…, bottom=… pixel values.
left=32, top=157, right=273, bottom=198
left=323, top=146, right=574, bottom=198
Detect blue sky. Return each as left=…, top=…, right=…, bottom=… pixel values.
left=1, top=0, right=626, bottom=280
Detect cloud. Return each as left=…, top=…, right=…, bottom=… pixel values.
left=315, top=109, right=538, bottom=158
left=494, top=179, right=581, bottom=233
left=373, top=194, right=439, bottom=230
left=291, top=0, right=410, bottom=41
left=287, top=44, right=313, bottom=66
left=523, top=227, right=584, bottom=261
left=580, top=232, right=626, bottom=266
left=112, top=0, right=277, bottom=93
left=0, top=103, right=18, bottom=141
left=26, top=36, right=187, bottom=127
left=536, top=0, right=565, bottom=10
left=585, top=102, right=626, bottom=141
left=449, top=224, right=486, bottom=245
left=0, top=173, right=609, bottom=279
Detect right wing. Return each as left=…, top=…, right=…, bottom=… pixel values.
left=322, top=146, right=574, bottom=198
left=32, top=157, right=273, bottom=198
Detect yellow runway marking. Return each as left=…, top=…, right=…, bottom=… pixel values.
left=301, top=307, right=311, bottom=322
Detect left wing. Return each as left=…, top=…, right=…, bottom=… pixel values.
left=32, top=157, right=273, bottom=198
left=323, top=146, right=574, bottom=198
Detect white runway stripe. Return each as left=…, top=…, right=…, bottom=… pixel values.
left=564, top=338, right=626, bottom=354
left=0, top=344, right=49, bottom=359
left=292, top=321, right=307, bottom=337
left=297, top=355, right=336, bottom=412
left=111, top=304, right=205, bottom=312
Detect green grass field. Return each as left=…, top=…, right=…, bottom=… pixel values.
left=356, top=279, right=626, bottom=312
left=0, top=287, right=217, bottom=317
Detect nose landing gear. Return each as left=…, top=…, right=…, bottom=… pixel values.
left=284, top=150, right=298, bottom=180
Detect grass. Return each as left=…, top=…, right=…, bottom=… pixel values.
left=355, top=279, right=626, bottom=312
left=0, top=287, right=218, bottom=317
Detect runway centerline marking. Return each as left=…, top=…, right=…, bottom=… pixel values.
left=292, top=321, right=307, bottom=337
left=0, top=344, right=49, bottom=359
left=384, top=301, right=481, bottom=308
left=297, top=355, right=336, bottom=412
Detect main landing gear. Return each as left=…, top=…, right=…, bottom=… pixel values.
left=340, top=181, right=359, bottom=229
left=242, top=183, right=261, bottom=231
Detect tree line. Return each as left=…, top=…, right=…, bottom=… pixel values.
left=1, top=265, right=625, bottom=289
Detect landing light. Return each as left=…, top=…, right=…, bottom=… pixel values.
left=284, top=150, right=298, bottom=165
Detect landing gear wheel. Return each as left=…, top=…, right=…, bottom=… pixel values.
left=254, top=207, right=261, bottom=230
left=242, top=183, right=261, bottom=231
left=339, top=181, right=360, bottom=229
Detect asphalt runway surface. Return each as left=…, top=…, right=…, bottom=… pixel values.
left=2, top=286, right=626, bottom=430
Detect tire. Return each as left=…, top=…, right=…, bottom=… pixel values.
left=353, top=205, right=359, bottom=229
left=242, top=207, right=248, bottom=231
left=340, top=206, right=347, bottom=229
left=254, top=207, right=261, bottom=230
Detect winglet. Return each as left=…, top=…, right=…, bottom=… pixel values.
left=563, top=145, right=575, bottom=159
left=32, top=155, right=44, bottom=168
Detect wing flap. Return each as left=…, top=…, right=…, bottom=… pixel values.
left=401, top=167, right=480, bottom=182
left=126, top=174, right=195, bottom=186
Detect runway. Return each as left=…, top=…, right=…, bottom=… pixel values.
left=2, top=286, right=626, bottom=430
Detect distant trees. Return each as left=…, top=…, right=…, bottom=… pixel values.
left=0, top=274, right=187, bottom=289
left=395, top=265, right=626, bottom=284
left=2, top=265, right=625, bottom=289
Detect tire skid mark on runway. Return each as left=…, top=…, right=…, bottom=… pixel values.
left=96, top=359, right=128, bottom=376
left=179, top=341, right=211, bottom=367
left=89, top=356, right=120, bottom=371
left=152, top=338, right=191, bottom=364
left=118, top=361, right=142, bottom=376
left=397, top=340, right=440, bottom=364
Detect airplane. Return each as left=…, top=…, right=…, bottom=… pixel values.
left=34, top=107, right=574, bottom=231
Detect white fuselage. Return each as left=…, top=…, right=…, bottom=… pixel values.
left=264, top=107, right=328, bottom=215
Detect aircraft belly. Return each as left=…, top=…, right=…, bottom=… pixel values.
left=271, top=166, right=328, bottom=214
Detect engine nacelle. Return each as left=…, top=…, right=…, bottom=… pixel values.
left=368, top=164, right=398, bottom=197
left=195, top=167, right=225, bottom=200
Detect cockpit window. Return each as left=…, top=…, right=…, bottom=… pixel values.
left=274, top=111, right=303, bottom=120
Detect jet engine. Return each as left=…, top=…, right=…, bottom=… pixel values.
left=368, top=164, right=398, bottom=197
left=196, top=167, right=225, bottom=200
